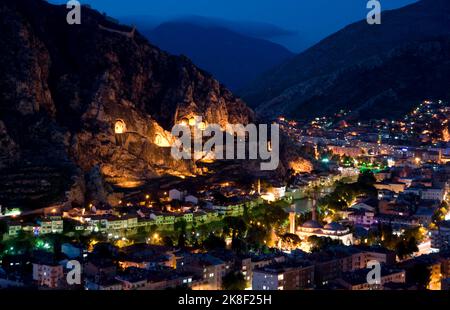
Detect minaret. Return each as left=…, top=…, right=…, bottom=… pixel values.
left=311, top=201, right=318, bottom=222
left=311, top=187, right=319, bottom=222
left=289, top=205, right=296, bottom=234
left=257, top=179, right=261, bottom=195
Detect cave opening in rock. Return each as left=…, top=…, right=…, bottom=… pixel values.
left=155, top=134, right=171, bottom=147
left=115, top=119, right=126, bottom=134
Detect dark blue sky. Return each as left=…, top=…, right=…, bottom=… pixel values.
left=50, top=0, right=418, bottom=51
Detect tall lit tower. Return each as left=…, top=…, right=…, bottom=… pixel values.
left=314, top=145, right=319, bottom=160
left=289, top=204, right=296, bottom=234
left=311, top=186, right=319, bottom=222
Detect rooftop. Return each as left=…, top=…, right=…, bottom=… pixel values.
left=254, top=260, right=313, bottom=274
left=340, top=266, right=404, bottom=286
left=302, top=220, right=322, bottom=229
left=323, top=222, right=346, bottom=231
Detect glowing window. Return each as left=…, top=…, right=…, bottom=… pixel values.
left=198, top=121, right=207, bottom=131
left=115, top=120, right=126, bottom=134
left=180, top=118, right=189, bottom=127
left=189, top=118, right=196, bottom=126
left=155, top=134, right=170, bottom=147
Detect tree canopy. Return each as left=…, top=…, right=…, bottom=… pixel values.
left=222, top=271, right=247, bottom=290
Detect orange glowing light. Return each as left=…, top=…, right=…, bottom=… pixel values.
left=115, top=120, right=126, bottom=134
left=189, top=118, right=196, bottom=126
left=198, top=122, right=207, bottom=131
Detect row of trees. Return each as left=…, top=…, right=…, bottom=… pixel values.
left=142, top=202, right=289, bottom=253
left=319, top=171, right=377, bottom=212
left=367, top=225, right=425, bottom=260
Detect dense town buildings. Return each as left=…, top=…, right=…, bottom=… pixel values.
left=0, top=100, right=449, bottom=290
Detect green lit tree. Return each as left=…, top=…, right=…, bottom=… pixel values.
left=281, top=233, right=301, bottom=248
left=175, top=219, right=188, bottom=248
left=308, top=236, right=342, bottom=252
left=162, top=236, right=174, bottom=247
left=246, top=225, right=269, bottom=250
left=223, top=217, right=247, bottom=239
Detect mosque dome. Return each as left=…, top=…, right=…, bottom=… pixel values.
left=324, top=222, right=346, bottom=231
left=302, top=220, right=322, bottom=229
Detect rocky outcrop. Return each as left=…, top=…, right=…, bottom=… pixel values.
left=0, top=0, right=254, bottom=209
left=0, top=121, right=20, bottom=170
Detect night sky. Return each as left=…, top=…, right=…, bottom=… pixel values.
left=50, top=0, right=418, bottom=51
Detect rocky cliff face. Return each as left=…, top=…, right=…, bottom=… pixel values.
left=0, top=0, right=253, bottom=209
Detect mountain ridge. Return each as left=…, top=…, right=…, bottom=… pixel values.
left=240, top=0, right=450, bottom=119
left=0, top=0, right=254, bottom=208
left=144, top=21, right=294, bottom=90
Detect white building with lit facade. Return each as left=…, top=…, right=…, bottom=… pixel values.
left=431, top=221, right=450, bottom=251
left=296, top=220, right=354, bottom=246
